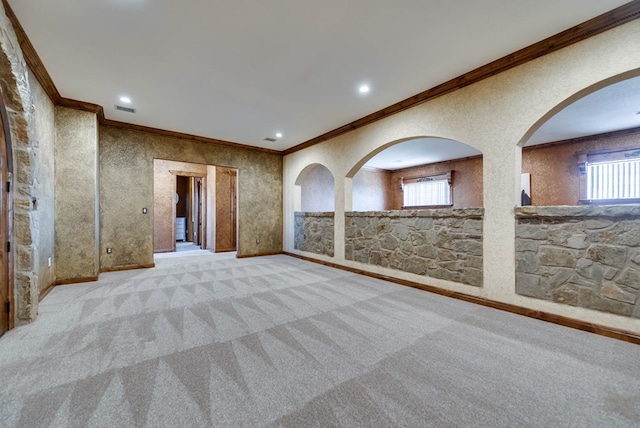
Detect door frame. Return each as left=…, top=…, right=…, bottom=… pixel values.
left=0, top=91, right=14, bottom=334
left=172, top=171, right=206, bottom=250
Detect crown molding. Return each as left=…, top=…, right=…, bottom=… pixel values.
left=100, top=118, right=282, bottom=155
left=284, top=0, right=640, bottom=155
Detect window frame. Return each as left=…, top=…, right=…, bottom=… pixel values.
left=578, top=146, right=640, bottom=204
left=400, top=171, right=453, bottom=209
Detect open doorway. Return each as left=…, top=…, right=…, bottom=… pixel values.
left=0, top=93, right=13, bottom=335
left=175, top=174, right=205, bottom=251
left=153, top=160, right=238, bottom=255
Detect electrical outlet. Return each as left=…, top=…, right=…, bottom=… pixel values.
left=256, top=236, right=260, bottom=244
left=106, top=247, right=112, bottom=254
left=47, top=256, right=52, bottom=267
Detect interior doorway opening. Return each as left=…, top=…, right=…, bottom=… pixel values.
left=153, top=160, right=238, bottom=255
left=175, top=175, right=204, bottom=248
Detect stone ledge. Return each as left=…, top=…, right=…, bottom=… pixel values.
left=345, top=208, right=484, bottom=219
left=515, top=204, right=640, bottom=219
left=294, top=211, right=335, bottom=218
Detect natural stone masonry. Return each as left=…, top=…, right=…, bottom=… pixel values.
left=0, top=3, right=51, bottom=323
left=515, top=205, right=640, bottom=318
left=344, top=209, right=483, bottom=287
left=294, top=212, right=334, bottom=257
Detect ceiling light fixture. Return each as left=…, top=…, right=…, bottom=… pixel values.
left=119, top=96, right=132, bottom=104
left=276, top=133, right=283, bottom=139
left=359, top=85, right=370, bottom=94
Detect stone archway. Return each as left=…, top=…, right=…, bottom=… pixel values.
left=0, top=3, right=43, bottom=325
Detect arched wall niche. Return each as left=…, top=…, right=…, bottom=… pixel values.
left=294, top=163, right=335, bottom=212
left=293, top=163, right=336, bottom=257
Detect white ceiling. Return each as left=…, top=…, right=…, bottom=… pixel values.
left=7, top=0, right=635, bottom=156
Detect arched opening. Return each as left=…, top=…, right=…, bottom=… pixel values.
left=345, top=137, right=484, bottom=287
left=0, top=91, right=13, bottom=335
left=351, top=137, right=483, bottom=211
left=520, top=72, right=640, bottom=206
left=293, top=163, right=335, bottom=257
left=515, top=71, right=640, bottom=319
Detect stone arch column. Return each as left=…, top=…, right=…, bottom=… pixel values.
left=0, top=3, right=42, bottom=323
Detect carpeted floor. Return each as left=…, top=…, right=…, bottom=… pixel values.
left=1, top=253, right=639, bottom=427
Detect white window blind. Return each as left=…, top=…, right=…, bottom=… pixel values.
left=586, top=159, right=640, bottom=200
left=402, top=178, right=451, bottom=207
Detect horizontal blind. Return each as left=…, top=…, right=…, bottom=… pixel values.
left=403, top=179, right=451, bottom=207
left=587, top=159, right=640, bottom=200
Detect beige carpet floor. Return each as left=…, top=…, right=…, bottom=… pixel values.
left=0, top=253, right=639, bottom=427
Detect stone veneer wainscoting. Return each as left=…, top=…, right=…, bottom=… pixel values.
left=344, top=209, right=483, bottom=287
left=294, top=212, right=335, bottom=257
left=516, top=205, right=640, bottom=318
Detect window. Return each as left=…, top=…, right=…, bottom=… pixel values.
left=579, top=147, right=640, bottom=202
left=586, top=159, right=640, bottom=200
left=401, top=171, right=452, bottom=207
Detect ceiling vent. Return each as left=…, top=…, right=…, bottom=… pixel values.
left=115, top=104, right=136, bottom=114
left=263, top=137, right=276, bottom=142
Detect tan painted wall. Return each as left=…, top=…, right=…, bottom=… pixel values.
left=153, top=160, right=207, bottom=253
left=353, top=168, right=393, bottom=211
left=390, top=157, right=483, bottom=209
left=283, top=19, right=640, bottom=334
left=523, top=130, right=640, bottom=206
left=28, top=72, right=56, bottom=297
left=100, top=126, right=282, bottom=268
left=55, top=107, right=99, bottom=281
left=215, top=166, right=237, bottom=252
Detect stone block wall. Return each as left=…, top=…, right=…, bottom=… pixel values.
left=294, top=212, right=334, bottom=257
left=345, top=209, right=483, bottom=286
left=516, top=205, right=640, bottom=318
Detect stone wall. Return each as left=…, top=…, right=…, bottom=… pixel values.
left=516, top=205, right=640, bottom=318
left=0, top=3, right=56, bottom=323
left=345, top=209, right=483, bottom=286
left=294, top=212, right=334, bottom=257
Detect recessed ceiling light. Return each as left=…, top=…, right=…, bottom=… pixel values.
left=359, top=85, right=370, bottom=94
left=276, top=132, right=283, bottom=138
left=119, top=96, right=132, bottom=104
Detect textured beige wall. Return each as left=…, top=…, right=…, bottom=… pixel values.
left=55, top=107, right=99, bottom=281
left=29, top=72, right=56, bottom=294
left=100, top=126, right=282, bottom=267
left=283, top=19, right=640, bottom=334
left=352, top=167, right=393, bottom=211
